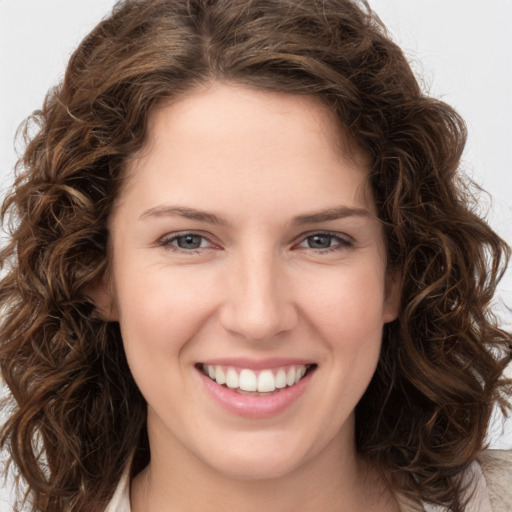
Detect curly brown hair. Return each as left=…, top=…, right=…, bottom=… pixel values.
left=1, top=0, right=511, bottom=511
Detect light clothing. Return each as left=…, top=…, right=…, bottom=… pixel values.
left=105, top=462, right=131, bottom=512
left=478, top=450, right=512, bottom=512
left=105, top=450, right=511, bottom=512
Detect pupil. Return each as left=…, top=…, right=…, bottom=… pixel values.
left=308, top=234, right=331, bottom=249
left=178, top=235, right=202, bottom=249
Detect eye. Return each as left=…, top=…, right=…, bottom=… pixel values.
left=297, top=232, right=352, bottom=252
left=159, top=232, right=215, bottom=252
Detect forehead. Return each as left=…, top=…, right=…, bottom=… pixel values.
left=117, top=82, right=374, bottom=217
left=148, top=84, right=353, bottom=148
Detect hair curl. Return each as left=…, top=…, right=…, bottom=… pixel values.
left=1, top=0, right=511, bottom=510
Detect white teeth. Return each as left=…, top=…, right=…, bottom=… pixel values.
left=226, top=368, right=239, bottom=389
left=215, top=366, right=226, bottom=385
left=295, top=366, right=306, bottom=384
left=257, top=370, right=276, bottom=392
left=203, top=364, right=310, bottom=392
left=286, top=367, right=296, bottom=387
left=275, top=369, right=287, bottom=389
left=239, top=369, right=257, bottom=391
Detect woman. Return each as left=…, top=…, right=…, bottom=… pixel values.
left=1, top=0, right=511, bottom=511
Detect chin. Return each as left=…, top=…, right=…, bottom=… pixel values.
left=206, top=452, right=304, bottom=481
left=195, top=432, right=315, bottom=481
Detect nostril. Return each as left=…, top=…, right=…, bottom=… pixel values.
left=219, top=304, right=299, bottom=342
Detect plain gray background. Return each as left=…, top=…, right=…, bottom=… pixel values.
left=1, top=0, right=511, bottom=505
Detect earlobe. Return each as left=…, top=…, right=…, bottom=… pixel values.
left=86, top=272, right=119, bottom=322
left=383, top=269, right=401, bottom=323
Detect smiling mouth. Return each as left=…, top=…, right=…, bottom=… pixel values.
left=198, top=364, right=316, bottom=395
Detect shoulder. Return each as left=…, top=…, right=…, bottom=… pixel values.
left=477, top=449, right=512, bottom=512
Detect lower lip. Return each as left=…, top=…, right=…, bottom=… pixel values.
left=198, top=369, right=313, bottom=419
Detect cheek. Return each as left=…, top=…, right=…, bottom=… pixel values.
left=114, top=264, right=217, bottom=356
left=300, top=263, right=388, bottom=342
left=298, top=263, right=387, bottom=398
left=113, top=266, right=221, bottom=409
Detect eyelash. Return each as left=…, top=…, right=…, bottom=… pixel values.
left=157, top=231, right=353, bottom=254
left=158, top=231, right=215, bottom=253
left=296, top=231, right=353, bottom=253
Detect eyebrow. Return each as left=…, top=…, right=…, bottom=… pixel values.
left=291, top=206, right=372, bottom=225
left=140, top=206, right=229, bottom=225
left=139, top=205, right=372, bottom=225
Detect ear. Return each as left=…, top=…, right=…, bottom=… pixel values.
left=382, top=268, right=401, bottom=324
left=86, top=271, right=119, bottom=322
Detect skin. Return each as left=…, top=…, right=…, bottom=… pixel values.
left=96, top=82, right=401, bottom=511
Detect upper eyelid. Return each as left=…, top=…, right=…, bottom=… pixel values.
left=158, top=231, right=217, bottom=247
left=295, top=230, right=353, bottom=244
left=292, top=232, right=355, bottom=255
left=161, top=230, right=213, bottom=240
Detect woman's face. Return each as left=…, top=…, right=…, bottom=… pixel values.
left=102, top=83, right=399, bottom=480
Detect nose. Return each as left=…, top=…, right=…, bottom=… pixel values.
left=219, top=248, right=298, bottom=342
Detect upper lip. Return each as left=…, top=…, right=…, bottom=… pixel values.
left=199, top=357, right=314, bottom=370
